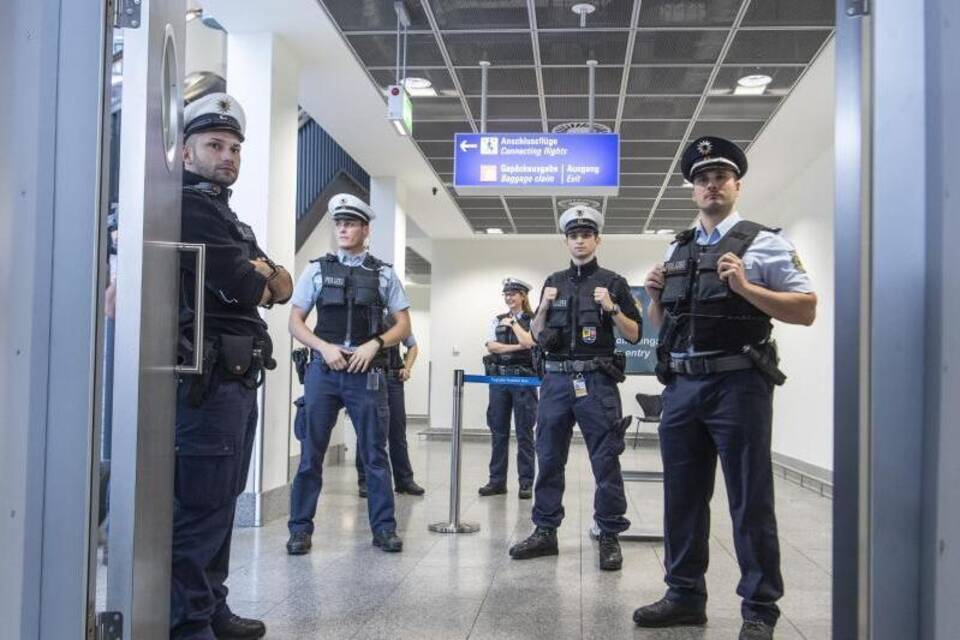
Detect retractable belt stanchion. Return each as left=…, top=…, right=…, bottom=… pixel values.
left=429, top=369, right=480, bottom=534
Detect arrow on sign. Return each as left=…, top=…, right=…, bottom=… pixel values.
left=460, top=140, right=478, bottom=152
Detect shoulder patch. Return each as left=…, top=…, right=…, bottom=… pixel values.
left=790, top=251, right=806, bottom=273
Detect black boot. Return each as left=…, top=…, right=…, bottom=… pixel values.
left=518, top=482, right=532, bottom=500
left=509, top=526, right=559, bottom=560
left=211, top=612, right=266, bottom=639
left=478, top=483, right=507, bottom=496
left=633, top=597, right=707, bottom=628
left=739, top=619, right=775, bottom=640
left=372, top=529, right=403, bottom=552
left=286, top=531, right=312, bottom=555
left=598, top=533, right=622, bottom=571
left=358, top=481, right=368, bottom=498
left=395, top=480, right=425, bottom=495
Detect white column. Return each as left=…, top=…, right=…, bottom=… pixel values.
left=226, top=32, right=299, bottom=523
left=369, top=176, right=406, bottom=277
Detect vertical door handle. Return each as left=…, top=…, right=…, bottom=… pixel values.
left=175, top=242, right=206, bottom=374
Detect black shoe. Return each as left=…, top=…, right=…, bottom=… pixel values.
left=286, top=531, right=312, bottom=555
left=739, top=619, right=775, bottom=640
left=211, top=613, right=266, bottom=639
left=509, top=526, right=559, bottom=560
left=358, top=482, right=368, bottom=498
left=633, top=597, right=707, bottom=628
left=372, top=529, right=403, bottom=552
left=395, top=480, right=425, bottom=495
left=518, top=483, right=532, bottom=500
left=478, top=483, right=507, bottom=496
left=598, top=533, right=622, bottom=571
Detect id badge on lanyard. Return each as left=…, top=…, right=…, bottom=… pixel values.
left=572, top=374, right=588, bottom=398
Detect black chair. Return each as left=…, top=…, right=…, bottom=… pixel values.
left=632, top=393, right=663, bottom=447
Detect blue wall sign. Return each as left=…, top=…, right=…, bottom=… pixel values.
left=615, top=287, right=659, bottom=375
left=453, top=132, right=620, bottom=196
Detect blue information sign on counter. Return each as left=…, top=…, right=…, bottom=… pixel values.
left=453, top=132, right=620, bottom=196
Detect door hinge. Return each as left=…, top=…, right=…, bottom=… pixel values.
left=95, top=611, right=123, bottom=640
left=845, top=0, right=870, bottom=16
left=114, top=0, right=142, bottom=28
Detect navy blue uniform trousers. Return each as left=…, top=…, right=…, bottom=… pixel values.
left=533, top=371, right=629, bottom=534
left=355, top=377, right=415, bottom=487
left=486, top=384, right=537, bottom=487
left=171, top=379, right=258, bottom=640
left=659, top=368, right=783, bottom=626
left=289, top=361, right=395, bottom=535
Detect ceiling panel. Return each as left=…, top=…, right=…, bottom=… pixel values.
left=456, top=67, right=539, bottom=95
left=633, top=30, right=727, bottom=64
left=442, top=32, right=535, bottom=66
left=320, top=0, right=834, bottom=234
left=537, top=30, right=629, bottom=65
left=638, top=0, right=741, bottom=28
left=325, top=0, right=432, bottom=31
left=742, top=0, right=836, bottom=27
left=725, top=29, right=832, bottom=64
left=346, top=33, right=444, bottom=67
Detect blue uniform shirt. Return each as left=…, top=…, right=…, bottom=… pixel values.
left=291, top=249, right=411, bottom=348
left=487, top=311, right=528, bottom=343
left=664, top=211, right=814, bottom=357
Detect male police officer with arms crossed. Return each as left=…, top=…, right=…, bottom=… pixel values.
left=174, top=93, right=293, bottom=640
left=509, top=206, right=641, bottom=571
left=479, top=277, right=538, bottom=499
left=632, top=137, right=816, bottom=640
left=286, top=194, right=411, bottom=555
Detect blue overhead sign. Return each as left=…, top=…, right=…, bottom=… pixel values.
left=453, top=132, right=620, bottom=196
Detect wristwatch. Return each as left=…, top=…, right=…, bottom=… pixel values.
left=373, top=335, right=385, bottom=349
left=608, top=304, right=621, bottom=317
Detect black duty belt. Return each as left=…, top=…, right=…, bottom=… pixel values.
left=543, top=358, right=611, bottom=374
left=492, top=364, right=535, bottom=376
left=669, top=353, right=755, bottom=376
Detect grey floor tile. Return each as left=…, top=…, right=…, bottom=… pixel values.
left=216, top=439, right=831, bottom=639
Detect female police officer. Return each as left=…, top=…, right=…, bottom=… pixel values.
left=632, top=137, right=816, bottom=640
left=478, top=278, right=538, bottom=499
left=508, top=206, right=641, bottom=572
left=285, top=193, right=412, bottom=556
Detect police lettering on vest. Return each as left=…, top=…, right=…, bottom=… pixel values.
left=312, top=253, right=386, bottom=347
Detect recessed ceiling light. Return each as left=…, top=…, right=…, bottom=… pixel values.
left=186, top=8, right=203, bottom=22
left=682, top=180, right=694, bottom=188
left=486, top=228, right=504, bottom=234
left=571, top=3, right=596, bottom=16
left=734, top=74, right=772, bottom=96
left=401, top=77, right=437, bottom=97
left=656, top=229, right=675, bottom=235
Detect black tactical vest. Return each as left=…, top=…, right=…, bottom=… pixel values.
left=543, top=260, right=621, bottom=359
left=312, top=253, right=386, bottom=346
left=659, top=220, right=774, bottom=353
left=491, top=312, right=533, bottom=366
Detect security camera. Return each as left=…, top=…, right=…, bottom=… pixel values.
left=431, top=186, right=438, bottom=196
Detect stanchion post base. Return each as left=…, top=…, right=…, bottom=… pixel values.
left=429, top=521, right=480, bottom=534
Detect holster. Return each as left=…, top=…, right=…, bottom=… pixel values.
left=598, top=353, right=627, bottom=384
left=482, top=354, right=497, bottom=376
left=654, top=315, right=678, bottom=385
left=186, top=338, right=220, bottom=407
left=530, top=346, right=546, bottom=377
left=613, top=415, right=632, bottom=456
left=292, top=347, right=309, bottom=384
left=743, top=341, right=787, bottom=386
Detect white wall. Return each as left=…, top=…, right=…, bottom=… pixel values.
left=428, top=236, right=670, bottom=434
left=737, top=40, right=836, bottom=473
left=405, top=284, right=431, bottom=416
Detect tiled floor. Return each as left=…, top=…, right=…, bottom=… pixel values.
left=224, top=437, right=832, bottom=639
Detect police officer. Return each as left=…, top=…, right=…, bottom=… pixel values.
left=355, top=325, right=425, bottom=497
left=286, top=193, right=411, bottom=555
left=478, top=277, right=538, bottom=499
left=509, top=206, right=641, bottom=572
left=632, top=137, right=817, bottom=640
left=174, top=93, right=293, bottom=640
